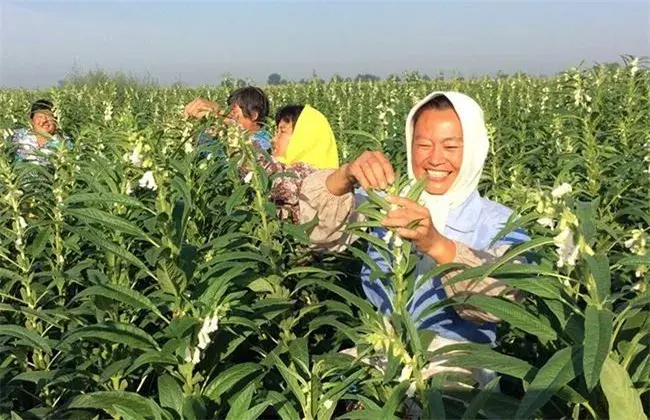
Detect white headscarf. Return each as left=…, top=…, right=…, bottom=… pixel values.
left=404, top=91, right=489, bottom=232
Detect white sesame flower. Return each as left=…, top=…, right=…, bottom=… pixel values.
left=197, top=314, right=219, bottom=350
left=554, top=227, right=580, bottom=268
left=624, top=229, right=647, bottom=255
left=551, top=183, right=572, bottom=199
left=130, top=146, right=142, bottom=167
left=184, top=141, right=194, bottom=154
left=18, top=217, right=27, bottom=229
left=398, top=365, right=413, bottom=382
left=125, top=183, right=132, bottom=195
left=537, top=217, right=554, bottom=229
left=243, top=172, right=253, bottom=184
left=184, top=346, right=201, bottom=364
left=382, top=230, right=403, bottom=248
left=138, top=171, right=157, bottom=191
left=323, top=399, right=333, bottom=410
left=103, top=102, right=113, bottom=122
left=406, top=381, right=417, bottom=398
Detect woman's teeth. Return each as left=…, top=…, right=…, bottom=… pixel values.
left=427, top=170, right=449, bottom=179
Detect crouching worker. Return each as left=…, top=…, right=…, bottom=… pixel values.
left=184, top=86, right=272, bottom=153
left=8, top=99, right=73, bottom=164
left=243, top=104, right=339, bottom=223
left=296, top=92, right=529, bottom=389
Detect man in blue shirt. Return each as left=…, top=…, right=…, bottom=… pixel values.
left=184, top=86, right=272, bottom=152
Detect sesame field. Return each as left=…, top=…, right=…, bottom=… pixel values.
left=0, top=58, right=648, bottom=419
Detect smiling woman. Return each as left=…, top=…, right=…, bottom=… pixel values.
left=297, top=90, right=530, bottom=387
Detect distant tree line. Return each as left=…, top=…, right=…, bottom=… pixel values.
left=54, top=59, right=638, bottom=90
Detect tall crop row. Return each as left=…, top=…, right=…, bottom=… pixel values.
left=0, top=59, right=647, bottom=419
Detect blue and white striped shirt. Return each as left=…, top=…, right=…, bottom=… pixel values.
left=358, top=189, right=529, bottom=345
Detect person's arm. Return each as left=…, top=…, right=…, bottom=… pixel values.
left=325, top=151, right=395, bottom=196
left=184, top=98, right=221, bottom=120
left=298, top=150, right=396, bottom=251
left=439, top=229, right=529, bottom=324
left=298, top=169, right=360, bottom=252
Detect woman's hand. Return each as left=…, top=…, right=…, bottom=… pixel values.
left=326, top=151, right=395, bottom=196
left=184, top=98, right=221, bottom=119
left=381, top=196, right=457, bottom=264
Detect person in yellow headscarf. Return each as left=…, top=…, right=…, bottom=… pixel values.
left=240, top=104, right=339, bottom=223
left=272, top=104, right=339, bottom=169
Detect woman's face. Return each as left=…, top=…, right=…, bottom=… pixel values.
left=227, top=104, right=258, bottom=132
left=32, top=111, right=57, bottom=135
left=273, top=119, right=294, bottom=157
left=411, top=108, right=464, bottom=195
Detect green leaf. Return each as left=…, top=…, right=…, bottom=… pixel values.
left=225, top=382, right=255, bottom=420
left=240, top=402, right=272, bottom=420
left=74, top=283, right=166, bottom=321
left=64, top=192, right=150, bottom=211
left=0, top=268, right=24, bottom=283
left=226, top=185, right=248, bottom=214
left=283, top=266, right=340, bottom=278
left=422, top=372, right=446, bottom=420
left=266, top=391, right=300, bottom=420
left=0, top=325, right=51, bottom=354
left=100, top=358, right=133, bottom=383
left=289, top=337, right=310, bottom=377
left=380, top=381, right=410, bottom=418
left=204, top=251, right=271, bottom=267
left=59, top=322, right=159, bottom=351
left=267, top=351, right=308, bottom=408
left=585, top=254, right=611, bottom=303
left=282, top=222, right=311, bottom=244
left=515, top=346, right=582, bottom=419
left=439, top=344, right=536, bottom=382
left=182, top=394, right=207, bottom=420
left=125, top=352, right=177, bottom=376
left=461, top=376, right=500, bottom=420
left=66, top=207, right=155, bottom=244
left=574, top=200, right=596, bottom=242
left=204, top=363, right=264, bottom=403
left=617, top=255, right=650, bottom=267
left=10, top=370, right=59, bottom=384
left=498, top=277, right=562, bottom=300
left=453, top=295, right=557, bottom=341
left=112, top=405, right=146, bottom=420
left=158, top=374, right=184, bottom=415
left=246, top=278, right=276, bottom=293
left=583, top=305, right=613, bottom=391
left=295, top=279, right=376, bottom=317
left=600, top=357, right=646, bottom=420
left=68, top=391, right=164, bottom=420
left=156, top=262, right=182, bottom=296
left=69, top=226, right=151, bottom=274
left=401, top=310, right=423, bottom=355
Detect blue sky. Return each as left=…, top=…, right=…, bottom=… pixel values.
left=1, top=0, right=648, bottom=88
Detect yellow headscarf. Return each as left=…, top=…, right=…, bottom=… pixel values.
left=276, top=105, right=339, bottom=169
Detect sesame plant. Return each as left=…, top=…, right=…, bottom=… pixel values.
left=0, top=57, right=648, bottom=419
